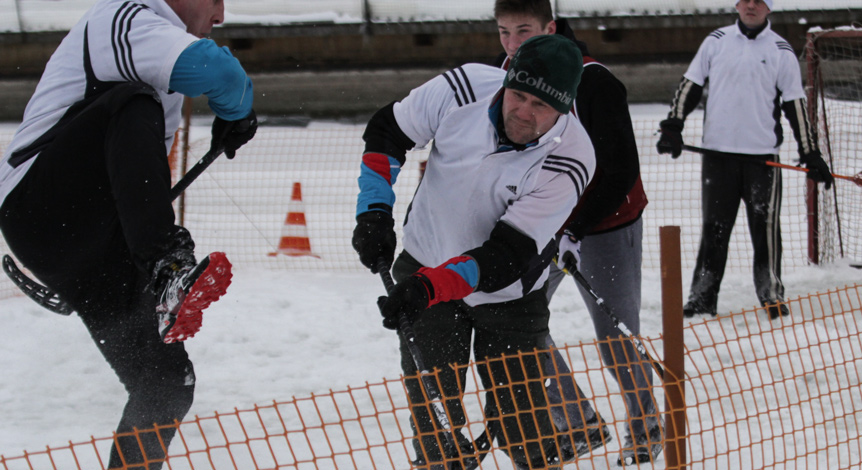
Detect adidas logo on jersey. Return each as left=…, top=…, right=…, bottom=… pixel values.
left=506, top=185, right=518, bottom=194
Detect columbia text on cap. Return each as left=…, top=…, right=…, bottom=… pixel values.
left=502, top=35, right=583, bottom=114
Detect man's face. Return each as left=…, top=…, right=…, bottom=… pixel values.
left=496, top=14, right=556, bottom=59
left=168, top=0, right=225, bottom=38
left=501, top=88, right=562, bottom=145
left=736, top=0, right=770, bottom=29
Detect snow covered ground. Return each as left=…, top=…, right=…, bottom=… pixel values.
left=1, top=257, right=859, bottom=467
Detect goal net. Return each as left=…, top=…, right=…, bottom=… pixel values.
left=806, top=26, right=862, bottom=265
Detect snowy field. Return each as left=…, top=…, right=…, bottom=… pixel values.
left=0, top=106, right=860, bottom=468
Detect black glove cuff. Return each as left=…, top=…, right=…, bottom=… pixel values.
left=799, top=150, right=822, bottom=164
left=660, top=118, right=684, bottom=133
left=411, top=272, right=434, bottom=304
left=356, top=210, right=394, bottom=225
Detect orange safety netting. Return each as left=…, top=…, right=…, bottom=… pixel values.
left=2, top=284, right=860, bottom=470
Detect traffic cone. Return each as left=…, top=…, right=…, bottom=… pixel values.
left=269, top=182, right=320, bottom=258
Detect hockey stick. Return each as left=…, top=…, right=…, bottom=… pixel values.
left=377, top=259, right=491, bottom=470
left=572, top=270, right=665, bottom=379
left=2, top=255, right=74, bottom=315
left=683, top=144, right=862, bottom=187
left=3, top=145, right=225, bottom=315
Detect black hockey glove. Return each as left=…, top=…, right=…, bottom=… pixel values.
left=211, top=109, right=258, bottom=159
left=799, top=150, right=834, bottom=190
left=657, top=118, right=684, bottom=159
left=352, top=211, right=396, bottom=273
left=378, top=273, right=432, bottom=330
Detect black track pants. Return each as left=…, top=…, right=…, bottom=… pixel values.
left=688, top=152, right=784, bottom=311
left=0, top=84, right=194, bottom=470
left=393, top=252, right=559, bottom=468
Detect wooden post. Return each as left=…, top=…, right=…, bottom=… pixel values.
left=660, top=225, right=686, bottom=470
left=804, top=32, right=820, bottom=265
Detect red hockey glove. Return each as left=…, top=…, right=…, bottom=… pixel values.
left=378, top=256, right=477, bottom=330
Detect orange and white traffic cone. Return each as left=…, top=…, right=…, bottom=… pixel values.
left=268, top=182, right=320, bottom=258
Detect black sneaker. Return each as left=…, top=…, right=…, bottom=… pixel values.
left=617, top=422, right=664, bottom=466
left=682, top=300, right=717, bottom=317
left=764, top=301, right=790, bottom=320
left=156, top=252, right=232, bottom=343
left=559, top=417, right=612, bottom=462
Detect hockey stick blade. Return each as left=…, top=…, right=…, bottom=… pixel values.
left=3, top=146, right=225, bottom=315
left=2, top=255, right=72, bottom=315
left=377, top=259, right=491, bottom=470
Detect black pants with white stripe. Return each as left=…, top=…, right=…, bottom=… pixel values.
left=688, top=151, right=785, bottom=312
left=0, top=85, right=193, bottom=470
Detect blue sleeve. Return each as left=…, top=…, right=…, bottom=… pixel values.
left=356, top=153, right=400, bottom=216
left=169, top=39, right=253, bottom=120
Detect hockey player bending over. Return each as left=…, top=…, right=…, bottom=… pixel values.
left=352, top=35, right=602, bottom=469
left=657, top=0, right=833, bottom=319
left=0, top=0, right=257, bottom=468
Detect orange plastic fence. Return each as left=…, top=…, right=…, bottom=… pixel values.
left=2, top=284, right=860, bottom=470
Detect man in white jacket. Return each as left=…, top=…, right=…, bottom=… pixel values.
left=353, top=35, right=601, bottom=469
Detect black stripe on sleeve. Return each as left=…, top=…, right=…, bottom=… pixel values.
left=542, top=155, right=589, bottom=197
left=442, top=67, right=476, bottom=107
left=111, top=3, right=132, bottom=81
left=441, top=73, right=463, bottom=107
left=455, top=66, right=476, bottom=102
left=112, top=2, right=147, bottom=82
left=776, top=41, right=795, bottom=54
left=121, top=5, right=146, bottom=82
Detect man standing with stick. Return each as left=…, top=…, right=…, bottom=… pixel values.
left=657, top=0, right=833, bottom=319
left=0, top=0, right=257, bottom=468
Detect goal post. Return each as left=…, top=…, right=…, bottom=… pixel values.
left=805, top=26, right=862, bottom=265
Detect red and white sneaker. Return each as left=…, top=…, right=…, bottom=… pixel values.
left=156, top=252, right=232, bottom=343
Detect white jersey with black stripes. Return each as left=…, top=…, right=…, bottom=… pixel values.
left=393, top=63, right=596, bottom=306
left=683, top=21, right=806, bottom=155
left=0, top=0, right=197, bottom=206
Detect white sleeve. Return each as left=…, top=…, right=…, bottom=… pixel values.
left=683, top=36, right=713, bottom=87
left=87, top=5, right=197, bottom=92
left=777, top=47, right=806, bottom=102
left=392, top=73, right=460, bottom=149
left=502, top=135, right=596, bottom=250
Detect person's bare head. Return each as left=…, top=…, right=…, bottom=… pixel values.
left=494, top=0, right=556, bottom=58
left=165, top=0, right=225, bottom=38
left=494, top=0, right=553, bottom=25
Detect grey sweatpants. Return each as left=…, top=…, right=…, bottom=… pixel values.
left=544, top=217, right=660, bottom=438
